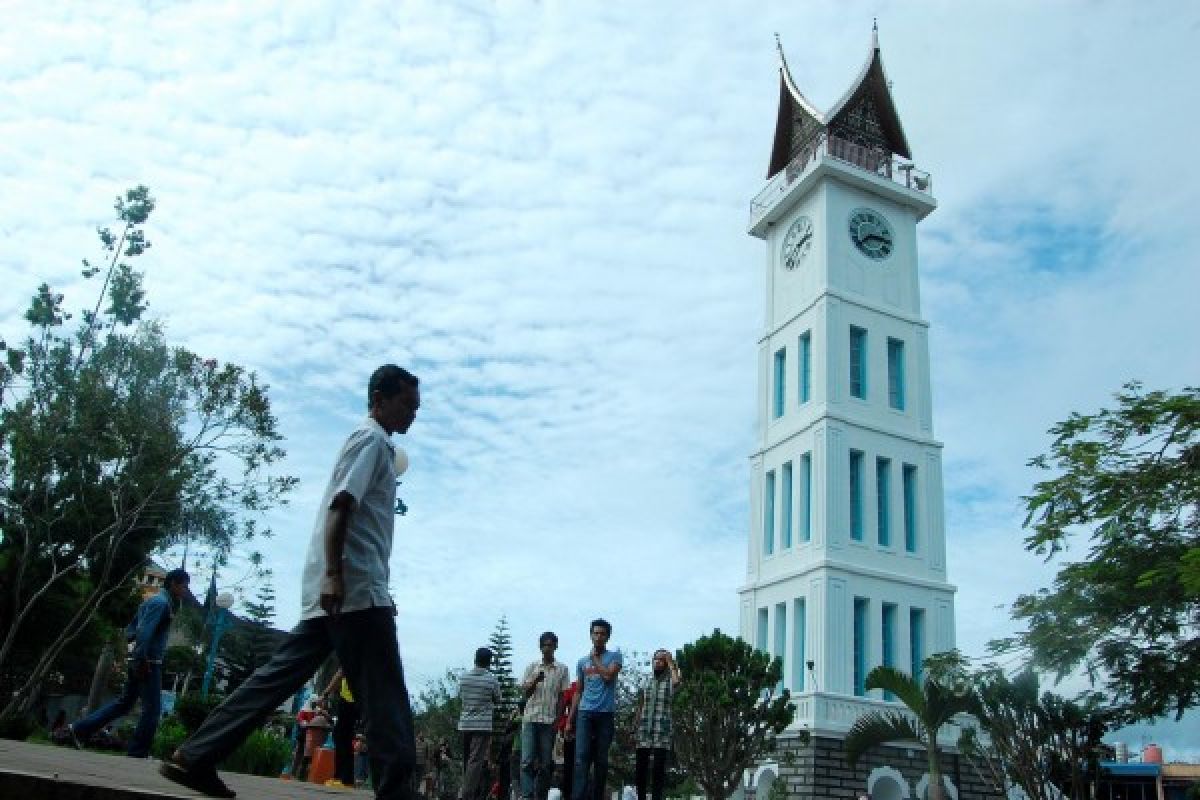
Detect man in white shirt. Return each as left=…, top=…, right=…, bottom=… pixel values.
left=519, top=632, right=570, bottom=800
left=160, top=365, right=422, bottom=800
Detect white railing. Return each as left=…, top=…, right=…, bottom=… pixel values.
left=749, top=133, right=932, bottom=228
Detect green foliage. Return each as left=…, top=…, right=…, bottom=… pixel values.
left=414, top=670, right=463, bottom=798
left=844, top=665, right=974, bottom=800
left=220, top=578, right=278, bottom=692
left=952, top=664, right=1113, bottom=800
left=0, top=186, right=296, bottom=718
left=671, top=629, right=797, bottom=800
left=993, top=383, right=1200, bottom=721
left=220, top=727, right=292, bottom=776
left=152, top=717, right=189, bottom=759
left=175, top=691, right=226, bottom=734
left=488, top=616, right=519, bottom=725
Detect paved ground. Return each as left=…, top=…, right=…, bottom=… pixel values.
left=0, top=738, right=372, bottom=799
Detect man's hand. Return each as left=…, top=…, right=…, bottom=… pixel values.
left=320, top=572, right=344, bottom=616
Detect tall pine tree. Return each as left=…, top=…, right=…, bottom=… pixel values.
left=488, top=615, right=520, bottom=727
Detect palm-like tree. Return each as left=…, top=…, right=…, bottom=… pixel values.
left=844, top=666, right=973, bottom=800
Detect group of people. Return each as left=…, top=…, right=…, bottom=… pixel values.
left=51, top=364, right=682, bottom=800
left=455, top=622, right=682, bottom=800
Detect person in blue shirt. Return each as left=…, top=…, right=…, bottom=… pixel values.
left=64, top=567, right=190, bottom=757
left=565, top=618, right=622, bottom=800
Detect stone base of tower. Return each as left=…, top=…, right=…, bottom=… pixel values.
left=745, top=732, right=1003, bottom=800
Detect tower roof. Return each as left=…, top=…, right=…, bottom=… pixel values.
left=767, top=30, right=912, bottom=179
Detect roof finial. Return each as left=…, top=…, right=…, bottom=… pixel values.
left=872, top=17, right=880, bottom=50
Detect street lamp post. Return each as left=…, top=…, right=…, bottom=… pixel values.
left=200, top=591, right=235, bottom=698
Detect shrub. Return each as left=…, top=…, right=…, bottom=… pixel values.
left=152, top=717, right=188, bottom=760
left=0, top=713, right=36, bottom=741
left=174, top=692, right=224, bottom=733
left=221, top=728, right=292, bottom=777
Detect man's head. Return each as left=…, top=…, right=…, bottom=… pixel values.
left=589, top=618, right=611, bottom=650
left=368, top=365, right=421, bottom=435
left=475, top=647, right=494, bottom=668
left=164, top=568, right=190, bottom=601
left=652, top=649, right=670, bottom=675
left=539, top=631, right=558, bottom=659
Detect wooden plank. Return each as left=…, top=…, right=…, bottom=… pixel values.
left=0, top=739, right=371, bottom=799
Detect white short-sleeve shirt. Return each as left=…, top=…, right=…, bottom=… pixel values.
left=300, top=417, right=397, bottom=619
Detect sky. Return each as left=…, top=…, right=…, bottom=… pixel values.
left=2, top=0, right=1198, bottom=759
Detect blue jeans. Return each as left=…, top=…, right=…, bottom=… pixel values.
left=572, top=711, right=614, bottom=800
left=73, top=661, right=162, bottom=757
left=520, top=721, right=556, bottom=799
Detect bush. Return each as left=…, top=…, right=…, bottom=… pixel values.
left=0, top=713, right=36, bottom=741
left=174, top=692, right=224, bottom=733
left=220, top=728, right=292, bottom=777
left=152, top=717, right=188, bottom=760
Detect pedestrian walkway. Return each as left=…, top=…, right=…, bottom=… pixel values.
left=0, top=738, right=370, bottom=798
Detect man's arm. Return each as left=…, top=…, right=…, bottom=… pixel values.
left=320, top=491, right=356, bottom=616
left=130, top=597, right=166, bottom=663
left=322, top=668, right=345, bottom=701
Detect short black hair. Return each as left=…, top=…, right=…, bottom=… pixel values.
left=475, top=647, right=494, bottom=667
left=164, top=568, right=190, bottom=588
left=368, top=365, right=419, bottom=409
left=539, top=631, right=558, bottom=647
left=589, top=618, right=612, bottom=637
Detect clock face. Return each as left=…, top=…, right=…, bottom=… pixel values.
left=848, top=208, right=894, bottom=260
left=781, top=215, right=814, bottom=270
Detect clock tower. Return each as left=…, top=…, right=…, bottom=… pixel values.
left=737, top=32, right=989, bottom=800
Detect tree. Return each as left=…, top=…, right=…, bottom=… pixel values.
left=414, top=669, right=464, bottom=799
left=220, top=576, right=278, bottom=692
left=671, top=630, right=797, bottom=800
left=488, top=615, right=520, bottom=726
left=844, top=666, right=974, bottom=800
left=956, top=667, right=1114, bottom=800
left=0, top=187, right=296, bottom=721
left=993, top=383, right=1200, bottom=721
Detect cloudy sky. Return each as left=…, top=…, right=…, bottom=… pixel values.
left=2, top=1, right=1197, bottom=757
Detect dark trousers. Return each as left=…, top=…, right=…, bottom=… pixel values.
left=334, top=696, right=360, bottom=785
left=73, top=662, right=162, bottom=757
left=560, top=735, right=575, bottom=798
left=178, top=608, right=415, bottom=800
left=572, top=711, right=614, bottom=800
left=634, top=747, right=668, bottom=800
left=461, top=731, right=492, bottom=800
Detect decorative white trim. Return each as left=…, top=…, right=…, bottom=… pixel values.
left=750, top=763, right=779, bottom=790
left=868, top=766, right=911, bottom=799
left=915, top=774, right=957, bottom=800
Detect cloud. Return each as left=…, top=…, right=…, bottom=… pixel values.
left=1, top=0, right=1196, bottom=756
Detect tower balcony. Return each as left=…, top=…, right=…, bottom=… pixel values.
left=748, top=133, right=935, bottom=238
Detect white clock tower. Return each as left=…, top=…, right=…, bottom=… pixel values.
left=737, top=31, right=976, bottom=800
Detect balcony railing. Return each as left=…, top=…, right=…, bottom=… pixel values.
left=749, top=133, right=932, bottom=227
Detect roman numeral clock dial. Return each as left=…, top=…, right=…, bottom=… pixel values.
left=781, top=215, right=813, bottom=270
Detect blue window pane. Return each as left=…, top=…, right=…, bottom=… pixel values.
left=793, top=598, right=806, bottom=691
left=887, top=338, right=906, bottom=410
left=877, top=457, right=891, bottom=547
left=850, top=450, right=864, bottom=541
left=903, top=464, right=918, bottom=552
left=781, top=462, right=793, bottom=549
left=764, top=470, right=776, bottom=555
left=853, top=597, right=869, bottom=696
left=757, top=608, right=769, bottom=654
left=800, top=453, right=812, bottom=542
left=773, top=348, right=786, bottom=419
left=799, top=332, right=812, bottom=403
left=849, top=327, right=867, bottom=399
left=910, top=608, right=925, bottom=683
left=883, top=603, right=897, bottom=700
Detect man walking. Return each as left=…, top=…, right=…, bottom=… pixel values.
left=565, top=619, right=622, bottom=800
left=458, top=647, right=501, bottom=800
left=62, top=568, right=190, bottom=757
left=160, top=364, right=422, bottom=799
left=519, top=632, right=569, bottom=800
left=633, top=649, right=681, bottom=800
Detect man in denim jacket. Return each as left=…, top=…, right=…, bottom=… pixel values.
left=64, top=567, right=190, bottom=756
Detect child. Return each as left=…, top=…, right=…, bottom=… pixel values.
left=354, top=733, right=370, bottom=789
left=298, top=701, right=333, bottom=781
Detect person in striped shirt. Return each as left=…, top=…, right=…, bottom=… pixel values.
left=458, top=647, right=501, bottom=800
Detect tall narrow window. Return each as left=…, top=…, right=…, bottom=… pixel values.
left=757, top=608, right=769, bottom=654
left=774, top=602, right=787, bottom=690
left=853, top=597, right=869, bottom=696
left=910, top=608, right=925, bottom=683
left=877, top=457, right=892, bottom=547
left=764, top=470, right=776, bottom=555
left=781, top=462, right=793, bottom=549
left=887, top=337, right=906, bottom=410
left=903, top=464, right=918, bottom=552
left=799, top=332, right=812, bottom=403
left=850, top=450, right=864, bottom=541
left=849, top=326, right=867, bottom=399
left=773, top=347, right=786, bottom=419
left=800, top=453, right=812, bottom=542
left=882, top=603, right=897, bottom=700
left=793, top=597, right=806, bottom=691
